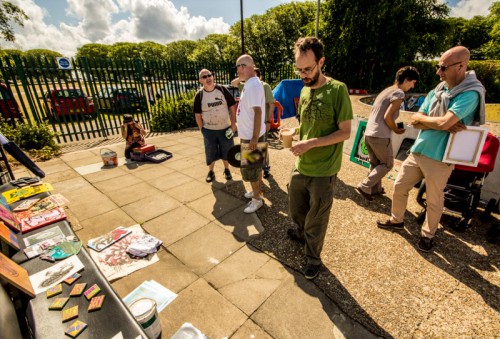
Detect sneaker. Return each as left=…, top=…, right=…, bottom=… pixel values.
left=244, top=191, right=254, bottom=199
left=263, top=169, right=270, bottom=179
left=287, top=228, right=305, bottom=244
left=244, top=198, right=263, bottom=213
left=206, top=170, right=215, bottom=183
left=376, top=219, right=404, bottom=230
left=304, top=263, right=321, bottom=280
left=223, top=168, right=232, bottom=180
left=418, top=236, right=433, bottom=252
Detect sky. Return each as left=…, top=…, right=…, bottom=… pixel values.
left=2, top=0, right=496, bottom=56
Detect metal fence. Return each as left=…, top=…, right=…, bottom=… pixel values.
left=0, top=56, right=295, bottom=144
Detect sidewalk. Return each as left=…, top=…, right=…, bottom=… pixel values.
left=13, top=130, right=376, bottom=339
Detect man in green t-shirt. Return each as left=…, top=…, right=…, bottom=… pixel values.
left=280, top=37, right=353, bottom=279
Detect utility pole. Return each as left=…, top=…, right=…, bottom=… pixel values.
left=316, top=0, right=320, bottom=38
left=240, top=0, right=245, bottom=54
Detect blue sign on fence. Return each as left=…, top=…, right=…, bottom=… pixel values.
left=56, top=57, right=72, bottom=70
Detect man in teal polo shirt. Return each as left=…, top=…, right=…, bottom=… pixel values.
left=377, top=46, right=486, bottom=252
left=281, top=37, right=353, bottom=279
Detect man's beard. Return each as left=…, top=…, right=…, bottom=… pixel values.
left=301, top=71, right=320, bottom=87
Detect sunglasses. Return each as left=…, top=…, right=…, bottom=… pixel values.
left=235, top=63, right=247, bottom=69
left=201, top=74, right=213, bottom=79
left=435, top=61, right=462, bottom=72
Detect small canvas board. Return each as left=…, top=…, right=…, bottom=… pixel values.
left=0, top=221, right=20, bottom=250
left=443, top=126, right=488, bottom=167
left=0, top=202, right=19, bottom=232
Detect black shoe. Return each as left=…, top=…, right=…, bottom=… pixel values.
left=376, top=219, right=404, bottom=230
left=263, top=169, right=270, bottom=179
left=206, top=170, right=215, bottom=183
left=223, top=168, right=232, bottom=180
left=287, top=228, right=305, bottom=244
left=304, top=263, right=321, bottom=280
left=356, top=187, right=373, bottom=201
left=418, top=236, right=433, bottom=252
left=372, top=188, right=386, bottom=196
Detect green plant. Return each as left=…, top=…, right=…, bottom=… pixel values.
left=0, top=119, right=61, bottom=160
left=150, top=90, right=197, bottom=132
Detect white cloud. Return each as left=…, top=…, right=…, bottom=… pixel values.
left=4, top=0, right=229, bottom=56
left=449, top=0, right=495, bottom=19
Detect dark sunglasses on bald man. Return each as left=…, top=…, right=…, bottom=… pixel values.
left=201, top=74, right=213, bottom=79
left=435, top=61, right=462, bottom=72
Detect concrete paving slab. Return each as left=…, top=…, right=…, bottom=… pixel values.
left=167, top=223, right=245, bottom=275
left=187, top=189, right=246, bottom=221
left=44, top=168, right=82, bottom=184
left=78, top=208, right=136, bottom=235
left=166, top=180, right=215, bottom=204
left=147, top=171, right=194, bottom=191
left=111, top=250, right=198, bottom=296
left=38, top=161, right=72, bottom=175
left=106, top=182, right=161, bottom=206
left=93, top=174, right=143, bottom=193
left=251, top=273, right=376, bottom=339
left=142, top=205, right=211, bottom=246
left=163, top=156, right=205, bottom=172
left=231, top=319, right=273, bottom=339
left=82, top=166, right=128, bottom=183
left=204, top=246, right=287, bottom=316
left=215, top=207, right=265, bottom=242
left=63, top=155, right=104, bottom=168
left=122, top=191, right=180, bottom=223
left=51, top=176, right=93, bottom=194
left=174, top=145, right=205, bottom=157
left=68, top=194, right=118, bottom=221
left=158, top=278, right=247, bottom=338
left=130, top=164, right=174, bottom=181
left=60, top=150, right=98, bottom=162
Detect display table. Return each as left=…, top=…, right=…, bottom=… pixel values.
left=0, top=183, right=147, bottom=338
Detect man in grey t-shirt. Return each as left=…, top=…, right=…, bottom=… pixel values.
left=356, top=66, right=420, bottom=200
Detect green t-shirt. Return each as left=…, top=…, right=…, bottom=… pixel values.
left=296, top=78, right=353, bottom=177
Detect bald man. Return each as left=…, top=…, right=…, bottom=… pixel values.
left=377, top=46, right=486, bottom=252
left=193, top=68, right=237, bottom=182
left=235, top=54, right=266, bottom=214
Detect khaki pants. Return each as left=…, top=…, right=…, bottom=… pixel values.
left=288, top=170, right=336, bottom=265
left=391, top=153, right=453, bottom=238
left=358, top=136, right=394, bottom=194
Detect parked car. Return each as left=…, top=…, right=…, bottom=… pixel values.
left=154, top=82, right=199, bottom=102
left=44, top=88, right=96, bottom=118
left=97, top=87, right=145, bottom=112
left=0, top=82, right=23, bottom=121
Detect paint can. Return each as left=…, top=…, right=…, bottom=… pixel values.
left=100, top=148, right=118, bottom=166
left=129, top=298, right=161, bottom=339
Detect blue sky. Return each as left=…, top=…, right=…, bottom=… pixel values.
left=4, top=0, right=494, bottom=56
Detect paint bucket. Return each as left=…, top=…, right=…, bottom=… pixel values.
left=100, top=148, right=118, bottom=166
left=129, top=298, right=161, bottom=339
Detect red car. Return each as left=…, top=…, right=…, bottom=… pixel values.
left=0, top=82, right=23, bottom=121
left=44, top=88, right=96, bottom=118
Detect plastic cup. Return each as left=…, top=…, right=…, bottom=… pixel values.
left=281, top=130, right=294, bottom=148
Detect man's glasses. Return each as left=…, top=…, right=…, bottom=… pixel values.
left=435, top=61, right=462, bottom=72
left=235, top=63, right=247, bottom=69
left=294, top=63, right=318, bottom=75
left=201, top=74, right=213, bottom=79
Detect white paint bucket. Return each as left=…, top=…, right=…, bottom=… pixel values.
left=129, top=298, right=161, bottom=339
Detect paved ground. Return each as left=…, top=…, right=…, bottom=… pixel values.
left=12, top=96, right=499, bottom=338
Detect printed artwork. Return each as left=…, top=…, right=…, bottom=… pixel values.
left=46, top=284, right=63, bottom=298
left=0, top=221, right=20, bottom=250
left=240, top=142, right=268, bottom=168
left=70, top=283, right=87, bottom=297
left=65, top=320, right=87, bottom=338
left=0, top=202, right=19, bottom=232
left=88, top=295, right=105, bottom=311
left=2, top=183, right=53, bottom=204
left=83, top=284, right=101, bottom=300
left=29, top=255, right=84, bottom=295
left=13, top=198, right=40, bottom=212
left=62, top=305, right=79, bottom=322
left=49, top=297, right=69, bottom=310
left=19, top=207, right=67, bottom=233
left=89, top=225, right=159, bottom=281
left=87, top=226, right=132, bottom=252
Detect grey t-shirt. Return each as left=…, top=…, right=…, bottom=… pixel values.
left=364, top=87, right=404, bottom=138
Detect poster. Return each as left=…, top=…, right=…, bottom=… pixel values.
left=349, top=120, right=370, bottom=168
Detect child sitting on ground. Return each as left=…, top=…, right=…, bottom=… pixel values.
left=121, top=114, right=146, bottom=159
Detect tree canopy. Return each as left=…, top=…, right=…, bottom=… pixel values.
left=0, top=1, right=27, bottom=42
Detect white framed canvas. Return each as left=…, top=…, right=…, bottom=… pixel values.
left=443, top=126, right=488, bottom=167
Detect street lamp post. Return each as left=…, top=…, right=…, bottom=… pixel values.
left=240, top=0, right=245, bottom=54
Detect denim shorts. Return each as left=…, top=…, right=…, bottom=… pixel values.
left=202, top=127, right=234, bottom=165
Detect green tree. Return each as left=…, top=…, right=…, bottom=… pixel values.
left=188, top=34, right=239, bottom=64
left=0, top=48, right=22, bottom=57
left=108, top=42, right=142, bottom=59
left=76, top=43, right=112, bottom=59
left=444, top=16, right=492, bottom=59
left=23, top=49, right=62, bottom=59
left=322, top=0, right=449, bottom=91
left=164, top=40, right=197, bottom=63
left=0, top=1, right=27, bottom=42
left=138, top=41, right=167, bottom=60
left=483, top=1, right=500, bottom=59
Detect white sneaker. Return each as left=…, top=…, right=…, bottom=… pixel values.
left=244, top=199, right=263, bottom=213
left=244, top=191, right=254, bottom=199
